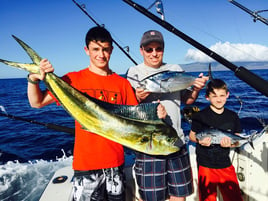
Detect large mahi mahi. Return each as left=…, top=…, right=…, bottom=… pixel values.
left=0, top=35, right=179, bottom=155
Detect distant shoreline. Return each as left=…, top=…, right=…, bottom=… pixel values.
left=181, top=61, right=268, bottom=72
left=1, top=62, right=268, bottom=79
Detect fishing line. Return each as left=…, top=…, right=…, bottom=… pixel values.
left=158, top=1, right=266, bottom=63
left=232, top=93, right=267, bottom=129
left=0, top=105, right=75, bottom=135
left=229, top=0, right=268, bottom=26
left=244, top=100, right=266, bottom=128
left=123, top=0, right=268, bottom=97
left=234, top=95, right=243, bottom=117
left=184, top=19, right=262, bottom=63
left=72, top=0, right=138, bottom=65
left=226, top=83, right=266, bottom=129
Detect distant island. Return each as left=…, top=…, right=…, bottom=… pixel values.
left=180, top=61, right=268, bottom=72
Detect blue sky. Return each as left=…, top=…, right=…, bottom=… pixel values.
left=0, top=0, right=268, bottom=78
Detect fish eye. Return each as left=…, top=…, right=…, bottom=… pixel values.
left=166, top=138, right=172, bottom=142
left=140, top=136, right=149, bottom=143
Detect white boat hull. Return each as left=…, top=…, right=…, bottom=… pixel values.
left=39, top=166, right=74, bottom=201
left=39, top=126, right=268, bottom=201
left=230, top=127, right=268, bottom=201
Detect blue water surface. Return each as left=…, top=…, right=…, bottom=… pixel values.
left=0, top=69, right=267, bottom=201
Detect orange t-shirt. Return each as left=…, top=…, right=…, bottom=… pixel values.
left=51, top=68, right=138, bottom=170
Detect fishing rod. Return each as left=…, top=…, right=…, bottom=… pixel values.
left=123, top=0, right=268, bottom=97
left=72, top=0, right=138, bottom=65
left=229, top=0, right=268, bottom=26
left=0, top=111, right=75, bottom=135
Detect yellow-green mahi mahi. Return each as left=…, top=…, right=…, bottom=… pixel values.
left=0, top=35, right=179, bottom=155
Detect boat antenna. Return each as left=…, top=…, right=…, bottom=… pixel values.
left=72, top=0, right=137, bottom=65
left=123, top=0, right=268, bottom=97
left=229, top=0, right=268, bottom=26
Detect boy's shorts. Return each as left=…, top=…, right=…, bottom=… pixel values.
left=198, top=165, right=243, bottom=201
left=134, top=146, right=194, bottom=201
left=73, top=166, right=125, bottom=201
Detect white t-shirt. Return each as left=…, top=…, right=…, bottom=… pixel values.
left=127, top=63, right=186, bottom=147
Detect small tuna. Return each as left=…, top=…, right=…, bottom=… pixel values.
left=136, top=70, right=195, bottom=93
left=196, top=128, right=258, bottom=149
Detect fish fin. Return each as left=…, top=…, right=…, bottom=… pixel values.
left=208, top=63, right=213, bottom=81
left=0, top=35, right=41, bottom=74
left=81, top=126, right=90, bottom=132
left=249, top=141, right=254, bottom=150
left=248, top=131, right=259, bottom=149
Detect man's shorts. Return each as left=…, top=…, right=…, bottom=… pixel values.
left=73, top=166, right=125, bottom=201
left=134, top=146, right=194, bottom=201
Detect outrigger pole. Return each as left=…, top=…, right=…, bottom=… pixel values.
left=72, top=0, right=138, bottom=65
left=229, top=0, right=268, bottom=26
left=123, top=0, right=268, bottom=97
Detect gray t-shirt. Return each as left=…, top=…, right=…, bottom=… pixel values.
left=127, top=63, right=186, bottom=147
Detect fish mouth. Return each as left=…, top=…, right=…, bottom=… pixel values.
left=145, top=133, right=179, bottom=155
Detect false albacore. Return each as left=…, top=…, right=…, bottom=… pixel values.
left=0, top=35, right=179, bottom=155
left=196, top=128, right=258, bottom=149
left=132, top=70, right=196, bottom=93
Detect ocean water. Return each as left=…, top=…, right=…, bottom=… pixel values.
left=0, top=69, right=267, bottom=201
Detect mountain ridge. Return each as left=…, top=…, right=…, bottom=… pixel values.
left=180, top=61, right=268, bottom=72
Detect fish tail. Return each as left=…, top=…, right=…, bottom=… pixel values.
left=248, top=131, right=258, bottom=149
left=249, top=141, right=254, bottom=149
left=0, top=35, right=41, bottom=74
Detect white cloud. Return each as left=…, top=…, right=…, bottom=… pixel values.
left=185, top=42, right=268, bottom=62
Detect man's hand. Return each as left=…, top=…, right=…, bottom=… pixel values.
left=156, top=100, right=167, bottom=119
left=192, top=73, right=209, bottom=92
left=135, top=87, right=150, bottom=102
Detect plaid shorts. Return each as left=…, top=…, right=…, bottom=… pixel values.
left=73, top=166, right=125, bottom=201
left=134, top=146, right=193, bottom=201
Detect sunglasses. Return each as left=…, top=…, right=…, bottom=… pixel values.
left=143, top=46, right=163, bottom=53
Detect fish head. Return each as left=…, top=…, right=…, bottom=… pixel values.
left=125, top=131, right=179, bottom=155
left=136, top=124, right=179, bottom=155
left=148, top=132, right=179, bottom=155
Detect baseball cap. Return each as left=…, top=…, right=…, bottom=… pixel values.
left=140, top=30, right=164, bottom=47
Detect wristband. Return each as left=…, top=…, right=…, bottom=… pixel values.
left=27, top=74, right=40, bottom=84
